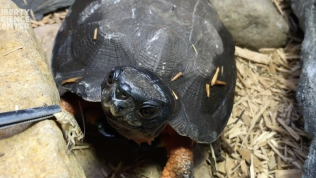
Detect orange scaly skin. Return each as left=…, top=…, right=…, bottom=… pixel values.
left=161, top=125, right=194, bottom=178
left=60, top=98, right=77, bottom=116
left=60, top=93, right=104, bottom=124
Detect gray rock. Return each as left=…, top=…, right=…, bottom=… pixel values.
left=291, top=0, right=316, bottom=177
left=33, top=23, right=62, bottom=67
left=0, top=0, right=60, bottom=139
left=0, top=0, right=83, bottom=145
left=209, top=0, right=289, bottom=50
left=0, top=0, right=85, bottom=177
left=291, top=0, right=309, bottom=32
left=303, top=138, right=316, bottom=178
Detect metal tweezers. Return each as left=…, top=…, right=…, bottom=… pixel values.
left=0, top=105, right=61, bottom=130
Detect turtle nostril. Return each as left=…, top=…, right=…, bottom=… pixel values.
left=116, top=87, right=129, bottom=100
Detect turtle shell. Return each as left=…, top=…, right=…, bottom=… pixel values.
left=52, top=0, right=236, bottom=144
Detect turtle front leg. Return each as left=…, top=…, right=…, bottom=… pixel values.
left=161, top=125, right=194, bottom=178
left=59, top=92, right=103, bottom=124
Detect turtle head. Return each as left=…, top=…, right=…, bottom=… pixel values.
left=101, top=66, right=176, bottom=145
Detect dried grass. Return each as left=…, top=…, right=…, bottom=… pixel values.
left=30, top=9, right=68, bottom=28
left=215, top=41, right=308, bottom=178
left=212, top=2, right=309, bottom=177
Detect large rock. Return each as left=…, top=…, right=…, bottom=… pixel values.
left=34, top=23, right=62, bottom=67
left=0, top=120, right=85, bottom=178
left=292, top=0, right=316, bottom=139
left=291, top=0, right=316, bottom=177
left=0, top=0, right=85, bottom=177
left=0, top=0, right=82, bottom=144
left=209, top=0, right=289, bottom=50
left=0, top=0, right=59, bottom=139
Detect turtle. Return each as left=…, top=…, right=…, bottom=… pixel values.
left=52, top=0, right=237, bottom=177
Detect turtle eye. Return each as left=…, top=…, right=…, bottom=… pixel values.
left=138, top=105, right=160, bottom=119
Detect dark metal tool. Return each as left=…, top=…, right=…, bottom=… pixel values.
left=0, top=105, right=61, bottom=129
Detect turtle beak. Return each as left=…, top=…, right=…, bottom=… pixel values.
left=101, top=84, right=134, bottom=117
left=101, top=84, right=119, bottom=116
left=108, top=100, right=126, bottom=117
left=101, top=84, right=114, bottom=108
